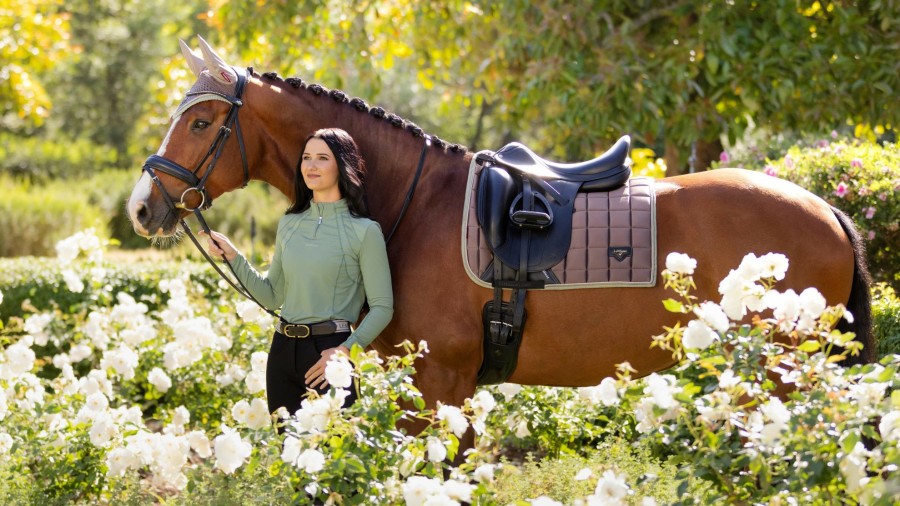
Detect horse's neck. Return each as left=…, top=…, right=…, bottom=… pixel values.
left=247, top=76, right=466, bottom=223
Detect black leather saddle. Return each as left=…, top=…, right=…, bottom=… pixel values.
left=475, top=135, right=632, bottom=280
left=473, top=136, right=632, bottom=385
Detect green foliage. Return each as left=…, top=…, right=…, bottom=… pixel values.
left=0, top=178, right=105, bottom=257
left=1, top=236, right=900, bottom=504
left=0, top=168, right=288, bottom=255
left=764, top=138, right=900, bottom=290
left=0, top=133, right=119, bottom=181
left=217, top=0, right=900, bottom=170
left=0, top=255, right=219, bottom=322
left=874, top=284, right=900, bottom=357
left=492, top=439, right=697, bottom=504
left=0, top=0, right=69, bottom=131
left=45, top=0, right=172, bottom=163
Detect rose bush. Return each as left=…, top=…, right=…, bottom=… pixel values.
left=1, top=232, right=899, bottom=505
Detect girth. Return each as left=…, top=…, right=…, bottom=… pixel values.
left=474, top=136, right=633, bottom=385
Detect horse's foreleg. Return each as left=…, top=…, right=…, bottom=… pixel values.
left=414, top=356, right=479, bottom=464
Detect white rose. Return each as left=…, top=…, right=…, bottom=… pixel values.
left=148, top=367, right=172, bottom=393
left=245, top=371, right=266, bottom=394
left=250, top=351, right=268, bottom=372
left=436, top=404, right=468, bottom=437
left=402, top=476, right=443, bottom=506
left=665, top=252, right=696, bottom=275
left=296, top=448, right=326, bottom=473
left=213, top=428, right=252, bottom=474
left=426, top=437, right=447, bottom=462
left=592, top=470, right=630, bottom=504
left=324, top=353, right=353, bottom=389
left=682, top=320, right=716, bottom=350
left=186, top=430, right=212, bottom=458
left=496, top=383, right=522, bottom=400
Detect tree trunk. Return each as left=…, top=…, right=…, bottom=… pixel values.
left=664, top=141, right=688, bottom=176
left=693, top=137, right=723, bottom=172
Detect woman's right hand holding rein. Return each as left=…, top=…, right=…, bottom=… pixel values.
left=199, top=230, right=239, bottom=262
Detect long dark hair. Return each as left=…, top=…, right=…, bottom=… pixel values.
left=286, top=128, right=369, bottom=218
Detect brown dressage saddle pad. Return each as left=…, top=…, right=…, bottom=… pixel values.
left=461, top=162, right=657, bottom=289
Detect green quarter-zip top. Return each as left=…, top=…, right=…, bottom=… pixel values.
left=231, top=199, right=394, bottom=350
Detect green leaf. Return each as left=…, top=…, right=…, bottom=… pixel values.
left=663, top=298, right=685, bottom=313
left=797, top=340, right=820, bottom=353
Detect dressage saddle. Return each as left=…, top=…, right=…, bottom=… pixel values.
left=474, top=136, right=632, bottom=385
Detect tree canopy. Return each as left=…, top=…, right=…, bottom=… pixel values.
left=215, top=0, right=899, bottom=171
left=4, top=1, right=899, bottom=171
left=0, top=0, right=69, bottom=130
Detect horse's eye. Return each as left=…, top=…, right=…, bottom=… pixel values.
left=191, top=120, right=210, bottom=131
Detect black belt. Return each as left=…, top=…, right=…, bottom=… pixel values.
left=276, top=319, right=351, bottom=339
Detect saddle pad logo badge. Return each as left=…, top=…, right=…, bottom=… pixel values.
left=608, top=247, right=632, bottom=262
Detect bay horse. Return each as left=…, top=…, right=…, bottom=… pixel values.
left=127, top=38, right=873, bottom=446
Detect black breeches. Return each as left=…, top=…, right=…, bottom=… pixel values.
left=266, top=330, right=358, bottom=419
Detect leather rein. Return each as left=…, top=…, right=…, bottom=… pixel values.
left=142, top=66, right=429, bottom=316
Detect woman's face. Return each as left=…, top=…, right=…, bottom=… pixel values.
left=300, top=137, right=341, bottom=200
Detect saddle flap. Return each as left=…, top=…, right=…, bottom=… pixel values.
left=476, top=165, right=517, bottom=249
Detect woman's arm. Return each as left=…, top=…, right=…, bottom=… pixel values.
left=202, top=229, right=285, bottom=310
left=340, top=223, right=394, bottom=350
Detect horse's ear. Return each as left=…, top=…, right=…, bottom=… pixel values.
left=179, top=39, right=206, bottom=77
left=197, top=35, right=238, bottom=86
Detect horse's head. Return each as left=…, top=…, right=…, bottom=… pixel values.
left=127, top=36, right=253, bottom=238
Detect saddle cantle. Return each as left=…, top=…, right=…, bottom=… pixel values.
left=473, top=136, right=635, bottom=385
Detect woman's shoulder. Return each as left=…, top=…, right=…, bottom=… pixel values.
left=279, top=210, right=310, bottom=224
left=351, top=216, right=383, bottom=232
left=346, top=215, right=385, bottom=242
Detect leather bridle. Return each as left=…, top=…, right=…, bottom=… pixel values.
left=140, top=66, right=276, bottom=316
left=142, top=66, right=250, bottom=213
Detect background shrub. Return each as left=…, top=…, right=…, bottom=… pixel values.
left=0, top=133, right=119, bottom=182
left=771, top=139, right=899, bottom=290
left=0, top=178, right=105, bottom=257
left=0, top=257, right=220, bottom=322
left=874, top=283, right=900, bottom=357
left=0, top=172, right=288, bottom=256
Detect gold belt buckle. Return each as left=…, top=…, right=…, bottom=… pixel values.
left=286, top=323, right=311, bottom=338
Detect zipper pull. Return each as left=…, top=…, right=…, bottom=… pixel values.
left=314, top=204, right=323, bottom=238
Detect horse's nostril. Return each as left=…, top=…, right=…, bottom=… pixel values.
left=136, top=201, right=150, bottom=225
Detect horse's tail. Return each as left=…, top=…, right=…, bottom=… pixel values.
left=832, top=206, right=875, bottom=365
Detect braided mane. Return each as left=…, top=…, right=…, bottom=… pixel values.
left=256, top=68, right=467, bottom=153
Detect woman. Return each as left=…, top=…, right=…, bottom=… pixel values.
left=200, top=128, right=393, bottom=417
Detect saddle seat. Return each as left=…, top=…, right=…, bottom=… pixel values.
left=477, top=135, right=632, bottom=192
